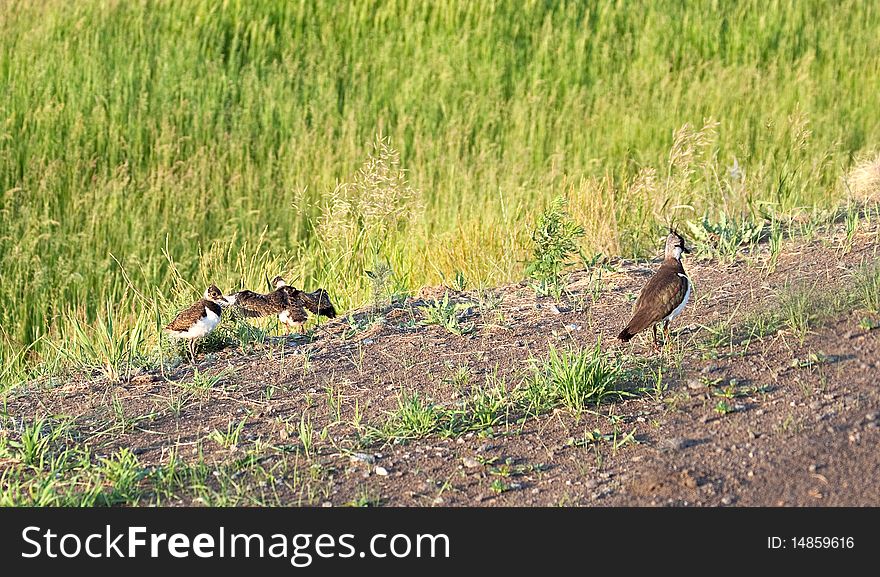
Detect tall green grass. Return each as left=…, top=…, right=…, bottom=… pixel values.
left=2, top=0, right=880, bottom=384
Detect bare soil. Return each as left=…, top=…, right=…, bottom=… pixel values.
left=5, top=225, right=879, bottom=507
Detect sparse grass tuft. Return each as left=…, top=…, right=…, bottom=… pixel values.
left=856, top=264, right=880, bottom=314
left=527, top=343, right=627, bottom=413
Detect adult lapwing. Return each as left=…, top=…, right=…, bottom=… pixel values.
left=618, top=230, right=692, bottom=348
left=225, top=276, right=336, bottom=334
left=164, top=285, right=229, bottom=362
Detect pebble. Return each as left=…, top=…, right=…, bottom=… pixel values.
left=321, top=501, right=332, bottom=508
left=865, top=412, right=878, bottom=422
left=462, top=457, right=481, bottom=469
left=375, top=466, right=389, bottom=476
left=809, top=400, right=822, bottom=410
left=687, top=379, right=703, bottom=390
left=350, top=453, right=376, bottom=465
left=432, top=496, right=444, bottom=506
left=363, top=339, right=374, bottom=345
left=721, top=496, right=734, bottom=505
left=659, top=437, right=693, bottom=451
left=808, top=464, right=818, bottom=473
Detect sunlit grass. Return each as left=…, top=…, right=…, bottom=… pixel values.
left=3, top=0, right=880, bottom=385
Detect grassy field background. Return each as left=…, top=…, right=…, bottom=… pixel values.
left=2, top=0, right=879, bottom=384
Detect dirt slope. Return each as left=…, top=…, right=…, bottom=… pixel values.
left=4, top=225, right=879, bottom=506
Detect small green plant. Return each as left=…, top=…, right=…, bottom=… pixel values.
left=365, top=261, right=396, bottom=314
left=210, top=418, right=248, bottom=449
left=779, top=288, right=814, bottom=341
left=528, top=342, right=626, bottom=413
left=418, top=292, right=475, bottom=336
left=842, top=202, right=859, bottom=254
left=299, top=413, right=315, bottom=457
left=463, top=378, right=508, bottom=430
left=525, top=196, right=585, bottom=300
left=378, top=392, right=441, bottom=440
left=444, top=364, right=472, bottom=389
left=346, top=488, right=383, bottom=507
left=687, top=213, right=764, bottom=262
left=765, top=217, right=784, bottom=273
left=450, top=270, right=468, bottom=292
left=856, top=264, right=880, bottom=314
left=185, top=368, right=233, bottom=392
left=714, top=400, right=734, bottom=415
left=489, top=478, right=510, bottom=494
left=8, top=418, right=71, bottom=468
left=97, top=448, right=146, bottom=504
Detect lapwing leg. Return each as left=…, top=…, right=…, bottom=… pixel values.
left=663, top=320, right=671, bottom=346
left=652, top=324, right=660, bottom=348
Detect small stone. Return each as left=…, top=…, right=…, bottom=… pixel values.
left=809, top=400, right=822, bottom=411
left=432, top=496, right=444, bottom=506
left=462, top=457, right=481, bottom=468
left=721, top=496, right=734, bottom=505
left=747, top=471, right=754, bottom=478
left=687, top=379, right=703, bottom=390
left=659, top=437, right=693, bottom=452
left=755, top=409, right=765, bottom=416
left=350, top=452, right=376, bottom=465
left=375, top=466, right=389, bottom=476
left=363, top=339, right=374, bottom=345
left=808, top=464, right=818, bottom=473
left=321, top=501, right=333, bottom=508
left=865, top=412, right=878, bottom=422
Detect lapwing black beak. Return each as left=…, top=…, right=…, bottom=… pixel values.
left=682, top=245, right=692, bottom=254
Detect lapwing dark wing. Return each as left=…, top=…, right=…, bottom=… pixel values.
left=164, top=284, right=229, bottom=363
left=225, top=276, right=337, bottom=333
left=618, top=231, right=692, bottom=347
